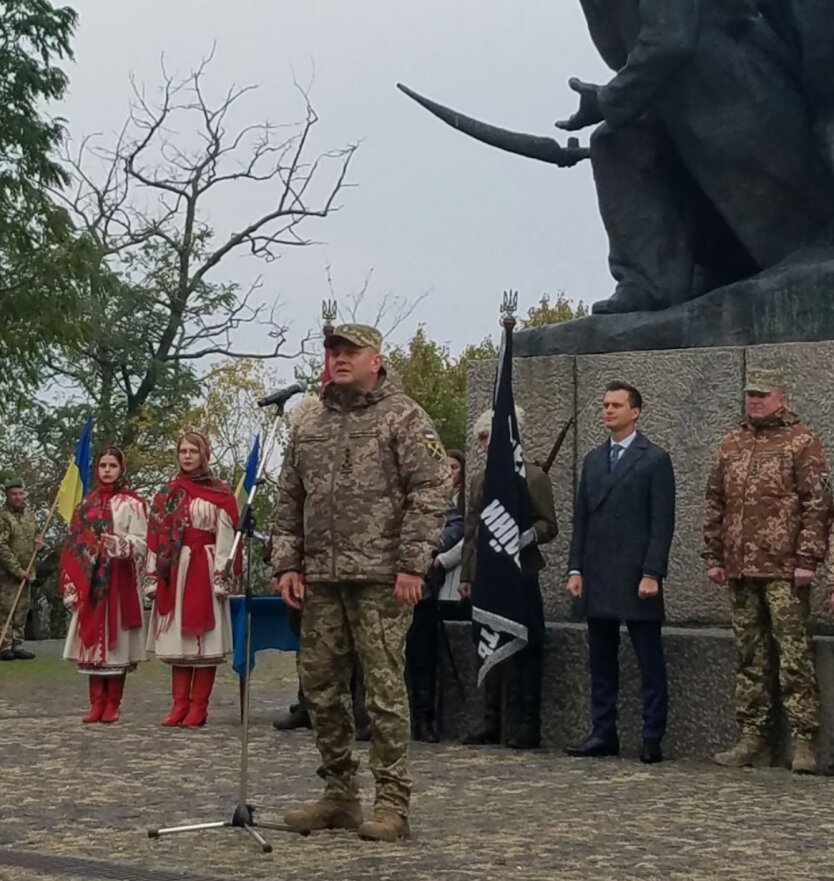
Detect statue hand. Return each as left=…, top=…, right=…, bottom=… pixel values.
left=556, top=78, right=604, bottom=132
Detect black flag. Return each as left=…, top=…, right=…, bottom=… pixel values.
left=472, top=318, right=533, bottom=686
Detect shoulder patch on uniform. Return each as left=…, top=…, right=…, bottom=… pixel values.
left=822, top=472, right=832, bottom=495
left=421, top=427, right=445, bottom=462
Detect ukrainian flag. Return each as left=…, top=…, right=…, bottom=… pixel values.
left=57, top=417, right=93, bottom=524
left=234, top=434, right=260, bottom=509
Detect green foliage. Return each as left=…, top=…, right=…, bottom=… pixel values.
left=520, top=292, right=587, bottom=328
left=386, top=293, right=581, bottom=450
left=0, top=0, right=85, bottom=397
left=386, top=328, right=497, bottom=452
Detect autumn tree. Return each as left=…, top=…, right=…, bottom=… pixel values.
left=46, top=54, right=356, bottom=458
left=520, top=292, right=587, bottom=328
left=386, top=328, right=496, bottom=451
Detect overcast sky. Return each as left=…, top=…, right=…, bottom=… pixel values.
left=58, top=0, right=612, bottom=357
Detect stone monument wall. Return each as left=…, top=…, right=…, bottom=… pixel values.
left=466, top=340, right=834, bottom=630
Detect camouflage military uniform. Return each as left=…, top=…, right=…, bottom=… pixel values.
left=0, top=503, right=38, bottom=652
left=271, top=325, right=450, bottom=818
left=703, top=403, right=829, bottom=741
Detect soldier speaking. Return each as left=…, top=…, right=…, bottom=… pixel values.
left=270, top=323, right=449, bottom=842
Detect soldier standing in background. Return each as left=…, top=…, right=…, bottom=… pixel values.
left=0, top=479, right=43, bottom=660
left=459, top=407, right=558, bottom=749
left=703, top=368, right=830, bottom=774
left=271, top=323, right=449, bottom=842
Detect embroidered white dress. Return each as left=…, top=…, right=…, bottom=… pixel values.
left=145, top=497, right=235, bottom=666
left=62, top=494, right=148, bottom=675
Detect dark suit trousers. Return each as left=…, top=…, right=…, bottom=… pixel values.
left=588, top=617, right=668, bottom=744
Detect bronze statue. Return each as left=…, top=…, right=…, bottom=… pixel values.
left=400, top=0, right=834, bottom=316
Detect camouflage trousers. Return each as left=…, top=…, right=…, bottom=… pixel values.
left=0, top=578, right=29, bottom=651
left=728, top=579, right=820, bottom=741
left=299, top=582, right=413, bottom=816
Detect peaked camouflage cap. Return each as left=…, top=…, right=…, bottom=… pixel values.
left=745, top=368, right=785, bottom=394
left=4, top=477, right=25, bottom=491
left=324, top=323, right=383, bottom=352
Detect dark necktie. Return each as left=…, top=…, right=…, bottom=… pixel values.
left=610, top=443, right=623, bottom=472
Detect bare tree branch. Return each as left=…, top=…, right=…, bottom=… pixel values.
left=50, top=53, right=354, bottom=446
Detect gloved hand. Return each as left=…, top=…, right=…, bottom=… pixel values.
left=519, top=527, right=537, bottom=550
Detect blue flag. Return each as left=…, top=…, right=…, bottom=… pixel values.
left=235, top=434, right=261, bottom=508
left=57, top=417, right=93, bottom=523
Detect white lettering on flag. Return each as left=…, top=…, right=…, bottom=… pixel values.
left=477, top=627, right=501, bottom=659
left=480, top=498, right=520, bottom=565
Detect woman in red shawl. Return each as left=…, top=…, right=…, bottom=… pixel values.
left=145, top=431, right=240, bottom=727
left=59, top=446, right=148, bottom=723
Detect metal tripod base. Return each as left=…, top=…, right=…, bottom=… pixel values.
left=148, top=803, right=308, bottom=853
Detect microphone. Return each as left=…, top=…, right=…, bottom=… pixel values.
left=257, top=379, right=308, bottom=408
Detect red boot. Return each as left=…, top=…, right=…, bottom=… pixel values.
left=181, top=666, right=217, bottom=727
left=83, top=676, right=107, bottom=723
left=162, top=666, right=193, bottom=727
left=101, top=673, right=126, bottom=724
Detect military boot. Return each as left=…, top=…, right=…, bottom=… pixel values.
left=284, top=796, right=363, bottom=832
left=791, top=739, right=817, bottom=775
left=713, top=734, right=772, bottom=768
left=357, top=807, right=410, bottom=842
left=508, top=647, right=542, bottom=750
left=272, top=704, right=311, bottom=731
left=461, top=669, right=501, bottom=744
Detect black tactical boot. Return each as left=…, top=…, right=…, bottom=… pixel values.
left=413, top=717, right=440, bottom=743
left=461, top=670, right=501, bottom=745
left=461, top=722, right=500, bottom=745
left=273, top=704, right=311, bottom=731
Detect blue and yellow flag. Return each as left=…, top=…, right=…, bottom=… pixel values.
left=234, top=434, right=260, bottom=510
left=57, top=417, right=93, bottom=524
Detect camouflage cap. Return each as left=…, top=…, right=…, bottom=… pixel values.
left=324, top=323, right=383, bottom=352
left=4, top=478, right=24, bottom=491
left=745, top=368, right=785, bottom=394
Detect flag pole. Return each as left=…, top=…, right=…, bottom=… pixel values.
left=498, top=291, right=517, bottom=748
left=0, top=463, right=67, bottom=650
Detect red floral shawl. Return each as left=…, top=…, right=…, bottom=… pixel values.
left=148, top=472, right=241, bottom=636
left=58, top=482, right=145, bottom=653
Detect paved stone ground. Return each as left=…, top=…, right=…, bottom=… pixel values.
left=2, top=642, right=834, bottom=881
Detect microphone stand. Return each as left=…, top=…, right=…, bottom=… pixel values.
left=148, top=398, right=308, bottom=852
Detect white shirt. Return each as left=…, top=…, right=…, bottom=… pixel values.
left=610, top=429, right=637, bottom=455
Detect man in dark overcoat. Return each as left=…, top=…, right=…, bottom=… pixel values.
left=564, top=382, right=676, bottom=763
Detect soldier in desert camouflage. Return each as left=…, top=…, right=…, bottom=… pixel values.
left=0, top=478, right=43, bottom=661
left=270, top=323, right=449, bottom=842
left=703, top=368, right=830, bottom=774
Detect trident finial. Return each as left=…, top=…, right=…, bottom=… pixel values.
left=321, top=298, right=337, bottom=336
left=500, top=290, right=518, bottom=330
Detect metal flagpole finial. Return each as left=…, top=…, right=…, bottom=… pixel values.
left=321, top=299, right=337, bottom=337
left=500, top=290, right=518, bottom=330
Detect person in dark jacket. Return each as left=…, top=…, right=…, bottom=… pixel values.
left=406, top=491, right=464, bottom=743
left=459, top=408, right=558, bottom=749
left=565, top=381, right=676, bottom=764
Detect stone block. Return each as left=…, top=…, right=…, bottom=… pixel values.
left=513, top=258, right=834, bottom=355
left=438, top=622, right=834, bottom=768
